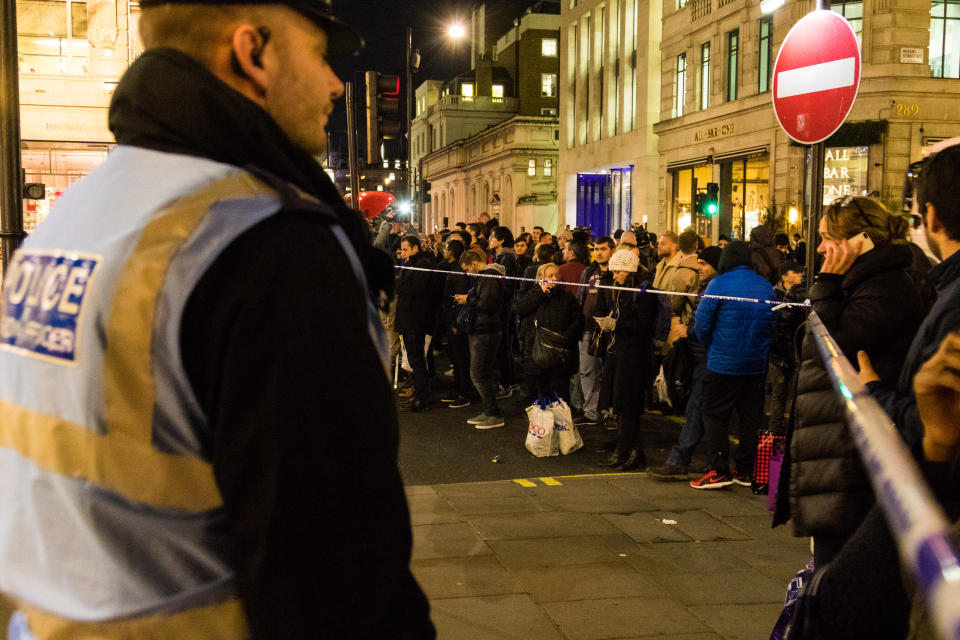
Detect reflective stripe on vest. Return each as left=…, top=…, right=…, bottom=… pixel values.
left=0, top=147, right=386, bottom=636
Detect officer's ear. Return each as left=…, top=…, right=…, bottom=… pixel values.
left=229, top=23, right=272, bottom=97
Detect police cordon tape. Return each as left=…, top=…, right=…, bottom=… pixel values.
left=808, top=311, right=960, bottom=640
left=394, top=264, right=812, bottom=309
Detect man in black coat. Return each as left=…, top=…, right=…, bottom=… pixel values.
left=768, top=261, right=808, bottom=435
left=396, top=235, right=439, bottom=411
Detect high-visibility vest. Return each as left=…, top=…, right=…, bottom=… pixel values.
left=0, top=146, right=386, bottom=639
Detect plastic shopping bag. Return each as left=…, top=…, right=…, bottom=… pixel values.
left=548, top=396, right=583, bottom=455
left=525, top=399, right=559, bottom=457
left=399, top=335, right=432, bottom=373
left=653, top=365, right=672, bottom=408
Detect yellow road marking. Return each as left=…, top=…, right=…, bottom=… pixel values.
left=539, top=477, right=563, bottom=486
left=513, top=479, right=537, bottom=487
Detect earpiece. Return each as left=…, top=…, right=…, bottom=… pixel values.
left=251, top=26, right=271, bottom=68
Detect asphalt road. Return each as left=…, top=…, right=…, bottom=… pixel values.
left=395, top=369, right=713, bottom=486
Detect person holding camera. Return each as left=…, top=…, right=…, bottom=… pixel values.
left=595, top=249, right=659, bottom=471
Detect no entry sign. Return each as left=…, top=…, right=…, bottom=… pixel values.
left=772, top=10, right=861, bottom=145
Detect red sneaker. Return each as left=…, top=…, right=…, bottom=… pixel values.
left=690, top=470, right=734, bottom=490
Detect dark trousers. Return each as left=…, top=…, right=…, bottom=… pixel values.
left=535, top=372, right=570, bottom=404
left=768, top=361, right=796, bottom=435
left=702, top=370, right=765, bottom=476
left=497, top=313, right=517, bottom=388
left=469, top=332, right=502, bottom=417
left=447, top=327, right=473, bottom=397
left=402, top=332, right=429, bottom=402
left=666, top=361, right=707, bottom=469
left=616, top=414, right=644, bottom=457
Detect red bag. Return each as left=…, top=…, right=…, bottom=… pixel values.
left=753, top=431, right=785, bottom=484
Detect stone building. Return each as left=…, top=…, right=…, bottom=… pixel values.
left=16, top=0, right=139, bottom=231
left=654, top=0, right=960, bottom=243
left=412, top=0, right=562, bottom=230
left=557, top=0, right=664, bottom=237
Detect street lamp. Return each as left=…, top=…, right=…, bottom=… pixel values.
left=406, top=22, right=467, bottom=230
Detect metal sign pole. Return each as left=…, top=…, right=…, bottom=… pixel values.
left=345, top=82, right=362, bottom=209
left=805, top=142, right=824, bottom=286
left=0, top=0, right=26, bottom=276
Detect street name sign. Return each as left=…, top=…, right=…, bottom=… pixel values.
left=772, top=10, right=861, bottom=145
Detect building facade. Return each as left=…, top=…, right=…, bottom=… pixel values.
left=557, top=0, right=664, bottom=238
left=17, top=0, right=140, bottom=231
left=420, top=115, right=560, bottom=232
left=654, top=0, right=960, bottom=243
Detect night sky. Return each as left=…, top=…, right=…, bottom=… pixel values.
left=327, top=0, right=477, bottom=139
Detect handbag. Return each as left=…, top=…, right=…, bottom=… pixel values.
left=587, top=326, right=611, bottom=358
left=532, top=321, right=568, bottom=371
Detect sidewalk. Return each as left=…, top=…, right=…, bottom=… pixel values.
left=408, top=472, right=809, bottom=640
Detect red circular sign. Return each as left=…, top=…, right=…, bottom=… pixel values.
left=772, top=10, right=861, bottom=145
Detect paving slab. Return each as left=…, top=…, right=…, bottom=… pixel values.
left=689, top=603, right=786, bottom=640
left=528, top=477, right=635, bottom=497
left=510, top=561, right=665, bottom=602
left=624, top=542, right=756, bottom=575
left=648, top=569, right=788, bottom=605
left=405, top=485, right=439, bottom=497
left=442, top=495, right=555, bottom=515
left=430, top=594, right=566, bottom=640
left=411, top=522, right=492, bottom=561
left=603, top=513, right=695, bottom=543
left=721, top=515, right=800, bottom=545
left=435, top=481, right=532, bottom=499
left=470, top=511, right=621, bottom=541
left=540, top=491, right=659, bottom=514
left=489, top=535, right=641, bottom=569
left=653, top=510, right=753, bottom=542
left=406, top=494, right=466, bottom=526
left=543, top=597, right=710, bottom=640
left=724, top=541, right=812, bottom=582
left=411, top=555, right=520, bottom=599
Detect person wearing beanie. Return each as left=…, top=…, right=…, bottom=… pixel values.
left=649, top=245, right=722, bottom=479
left=766, top=260, right=808, bottom=438
left=595, top=248, right=659, bottom=471
left=689, top=241, right=778, bottom=489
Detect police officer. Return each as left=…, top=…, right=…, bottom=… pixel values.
left=0, top=1, right=434, bottom=638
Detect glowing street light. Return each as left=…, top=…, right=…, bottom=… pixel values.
left=398, top=201, right=413, bottom=215
left=447, top=23, right=466, bottom=40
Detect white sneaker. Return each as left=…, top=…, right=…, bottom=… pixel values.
left=474, top=416, right=505, bottom=429
left=467, top=412, right=490, bottom=424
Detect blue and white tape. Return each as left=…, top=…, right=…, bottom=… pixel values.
left=809, top=311, right=960, bottom=640
left=394, top=264, right=812, bottom=308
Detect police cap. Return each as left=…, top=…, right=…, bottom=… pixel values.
left=138, top=0, right=364, bottom=60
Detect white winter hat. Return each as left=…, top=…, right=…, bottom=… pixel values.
left=608, top=248, right=639, bottom=273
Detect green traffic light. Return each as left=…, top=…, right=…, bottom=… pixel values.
left=707, top=203, right=717, bottom=215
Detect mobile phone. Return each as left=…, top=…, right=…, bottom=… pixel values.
left=855, top=231, right=875, bottom=256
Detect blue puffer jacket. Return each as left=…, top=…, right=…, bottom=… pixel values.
left=695, top=265, right=777, bottom=375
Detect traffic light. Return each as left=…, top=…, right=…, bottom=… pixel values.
left=364, top=71, right=402, bottom=165
left=420, top=179, right=432, bottom=205
left=704, top=182, right=719, bottom=216
left=694, top=192, right=706, bottom=215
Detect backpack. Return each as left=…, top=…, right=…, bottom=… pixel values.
left=455, top=287, right=477, bottom=335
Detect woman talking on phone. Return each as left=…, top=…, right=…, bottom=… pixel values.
left=773, top=196, right=928, bottom=567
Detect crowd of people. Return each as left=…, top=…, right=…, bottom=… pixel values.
left=382, top=142, right=960, bottom=636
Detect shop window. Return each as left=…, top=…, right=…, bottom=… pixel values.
left=541, top=73, right=558, bottom=97
left=822, top=146, right=869, bottom=204
left=674, top=53, right=687, bottom=117
left=930, top=0, right=960, bottom=78
left=671, top=164, right=713, bottom=237
left=529, top=159, right=537, bottom=176
left=831, top=0, right=863, bottom=41
left=759, top=17, right=773, bottom=93
left=544, top=159, right=553, bottom=177
left=699, top=42, right=711, bottom=110
left=542, top=37, right=558, bottom=57
left=17, top=0, right=91, bottom=76
left=726, top=154, right=769, bottom=240
left=727, top=30, right=739, bottom=101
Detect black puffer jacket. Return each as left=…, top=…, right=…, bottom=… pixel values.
left=516, top=286, right=584, bottom=375
left=395, top=252, right=440, bottom=334
left=774, top=244, right=925, bottom=548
